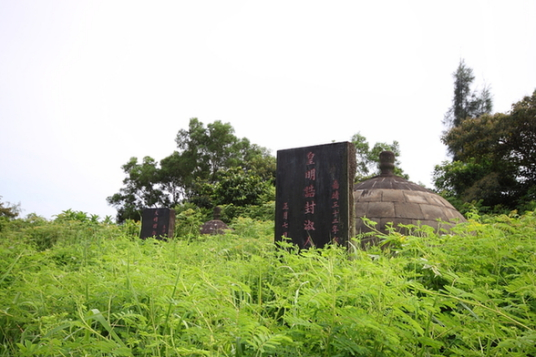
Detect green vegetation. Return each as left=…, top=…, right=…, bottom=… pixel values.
left=107, top=118, right=276, bottom=223
left=434, top=59, right=536, bottom=214
left=1, top=210, right=535, bottom=356
left=4, top=59, right=533, bottom=355
left=351, top=133, right=408, bottom=182
left=436, top=74, right=536, bottom=213
left=0, top=196, right=20, bottom=233
left=105, top=117, right=411, bottom=224
left=443, top=59, right=493, bottom=132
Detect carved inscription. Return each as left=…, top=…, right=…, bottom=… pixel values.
left=275, top=142, right=356, bottom=249
left=140, top=208, right=176, bottom=240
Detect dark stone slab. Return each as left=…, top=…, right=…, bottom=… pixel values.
left=140, top=208, right=175, bottom=239
left=275, top=142, right=356, bottom=249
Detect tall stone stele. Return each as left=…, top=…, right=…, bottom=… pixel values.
left=353, top=151, right=466, bottom=247
left=275, top=142, right=356, bottom=249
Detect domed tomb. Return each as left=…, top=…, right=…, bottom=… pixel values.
left=354, top=151, right=465, bottom=246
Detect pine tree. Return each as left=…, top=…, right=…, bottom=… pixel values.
left=444, top=59, right=493, bottom=129
left=443, top=60, right=493, bottom=159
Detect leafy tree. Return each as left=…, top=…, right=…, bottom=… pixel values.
left=171, top=118, right=275, bottom=192
left=239, top=142, right=276, bottom=183
left=496, top=91, right=536, bottom=186
left=0, top=196, right=19, bottom=219
left=432, top=159, right=509, bottom=212
left=159, top=151, right=194, bottom=205
left=443, top=59, right=493, bottom=131
left=174, top=119, right=274, bottom=182
left=434, top=90, right=536, bottom=212
left=54, top=209, right=107, bottom=224
left=107, top=156, right=167, bottom=222
left=351, top=132, right=408, bottom=182
left=108, top=118, right=276, bottom=222
left=170, top=119, right=275, bottom=204
left=0, top=196, right=20, bottom=232
left=212, top=167, right=273, bottom=207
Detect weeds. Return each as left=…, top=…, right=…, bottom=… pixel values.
left=0, top=212, right=535, bottom=356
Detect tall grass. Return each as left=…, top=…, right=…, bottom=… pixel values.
left=1, top=212, right=535, bottom=356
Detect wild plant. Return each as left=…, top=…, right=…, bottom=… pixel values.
left=0, top=212, right=535, bottom=356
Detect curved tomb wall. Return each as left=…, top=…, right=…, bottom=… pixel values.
left=353, top=187, right=466, bottom=247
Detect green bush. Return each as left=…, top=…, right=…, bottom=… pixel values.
left=220, top=202, right=275, bottom=223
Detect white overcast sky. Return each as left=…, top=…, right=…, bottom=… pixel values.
left=1, top=0, right=535, bottom=220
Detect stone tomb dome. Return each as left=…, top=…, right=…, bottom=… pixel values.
left=354, top=151, right=465, bottom=245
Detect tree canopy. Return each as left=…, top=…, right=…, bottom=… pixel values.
left=443, top=59, right=493, bottom=131
left=434, top=90, right=536, bottom=212
left=351, top=132, right=408, bottom=182
left=107, top=118, right=276, bottom=222
left=107, top=156, right=167, bottom=222
left=0, top=196, right=20, bottom=219
left=0, top=197, right=20, bottom=232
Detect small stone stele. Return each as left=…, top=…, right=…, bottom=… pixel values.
left=140, top=208, right=175, bottom=240
left=200, top=207, right=230, bottom=235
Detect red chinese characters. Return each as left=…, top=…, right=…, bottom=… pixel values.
left=304, top=185, right=316, bottom=198
left=331, top=179, right=341, bottom=244
left=150, top=209, right=167, bottom=237
left=151, top=210, right=159, bottom=235
left=307, top=152, right=315, bottom=165
left=304, top=151, right=316, bottom=247
left=305, top=168, right=316, bottom=181
left=304, top=201, right=316, bottom=214
left=275, top=142, right=354, bottom=249
left=304, top=219, right=315, bottom=231
left=140, top=208, right=175, bottom=240
left=281, top=202, right=289, bottom=237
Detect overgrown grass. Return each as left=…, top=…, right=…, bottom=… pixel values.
left=1, top=212, right=535, bottom=356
